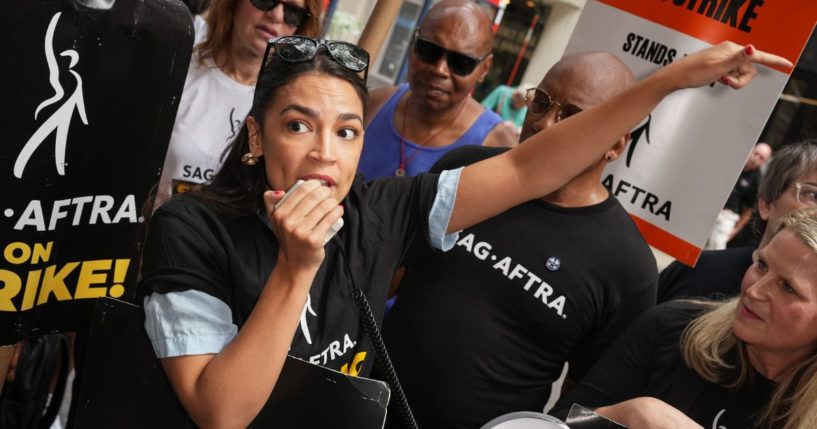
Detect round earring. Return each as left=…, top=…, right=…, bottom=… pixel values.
left=605, top=154, right=613, bottom=161
left=241, top=152, right=259, bottom=166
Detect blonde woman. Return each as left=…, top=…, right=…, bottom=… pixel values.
left=552, top=208, right=817, bottom=429
left=155, top=0, right=322, bottom=205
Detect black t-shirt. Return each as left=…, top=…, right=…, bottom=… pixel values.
left=383, top=146, right=658, bottom=428
left=551, top=301, right=775, bottom=428
left=686, top=377, right=774, bottom=428
left=657, top=247, right=754, bottom=303
left=724, top=169, right=760, bottom=214
left=139, top=174, right=439, bottom=375
left=728, top=212, right=763, bottom=249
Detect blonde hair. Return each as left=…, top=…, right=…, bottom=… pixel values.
left=196, top=0, right=322, bottom=65
left=682, top=207, right=817, bottom=429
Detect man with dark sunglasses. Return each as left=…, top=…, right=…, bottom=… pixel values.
left=382, top=51, right=659, bottom=428
left=358, top=0, right=516, bottom=180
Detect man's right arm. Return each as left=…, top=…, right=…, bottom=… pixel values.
left=482, top=122, right=518, bottom=148
left=729, top=207, right=754, bottom=240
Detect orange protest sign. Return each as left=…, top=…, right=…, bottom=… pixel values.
left=599, top=0, right=816, bottom=71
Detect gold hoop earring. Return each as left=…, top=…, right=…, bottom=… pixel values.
left=241, top=152, right=259, bottom=166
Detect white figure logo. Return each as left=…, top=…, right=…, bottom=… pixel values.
left=14, top=12, right=88, bottom=179
left=712, top=409, right=727, bottom=429
left=299, top=294, right=317, bottom=344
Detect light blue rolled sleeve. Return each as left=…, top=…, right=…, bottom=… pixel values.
left=143, top=290, right=237, bottom=358
left=143, top=170, right=462, bottom=358
left=429, top=167, right=462, bottom=251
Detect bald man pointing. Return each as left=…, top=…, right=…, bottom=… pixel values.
left=382, top=52, right=658, bottom=428
left=359, top=0, right=516, bottom=180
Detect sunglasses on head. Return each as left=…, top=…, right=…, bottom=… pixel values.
left=259, top=36, right=370, bottom=82
left=248, top=0, right=311, bottom=28
left=524, top=88, right=583, bottom=121
left=412, top=33, right=488, bottom=76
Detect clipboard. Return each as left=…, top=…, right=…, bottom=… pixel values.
left=74, top=298, right=390, bottom=428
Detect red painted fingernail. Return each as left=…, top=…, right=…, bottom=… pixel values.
left=744, top=45, right=754, bottom=56
left=273, top=190, right=284, bottom=195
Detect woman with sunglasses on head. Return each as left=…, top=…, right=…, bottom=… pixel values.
left=550, top=208, right=817, bottom=429
left=139, top=34, right=789, bottom=427
left=154, top=0, right=321, bottom=206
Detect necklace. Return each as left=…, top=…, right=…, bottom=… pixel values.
left=395, top=94, right=467, bottom=176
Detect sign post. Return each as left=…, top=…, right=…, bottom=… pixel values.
left=357, top=0, right=406, bottom=64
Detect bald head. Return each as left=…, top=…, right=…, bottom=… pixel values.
left=519, top=51, right=635, bottom=142
left=544, top=51, right=636, bottom=106
left=746, top=142, right=772, bottom=171
left=420, top=0, right=494, bottom=54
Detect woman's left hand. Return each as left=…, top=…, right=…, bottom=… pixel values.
left=659, top=41, right=792, bottom=91
left=595, top=397, right=704, bottom=429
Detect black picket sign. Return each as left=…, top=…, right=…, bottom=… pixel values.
left=0, top=0, right=193, bottom=344
left=75, top=298, right=391, bottom=428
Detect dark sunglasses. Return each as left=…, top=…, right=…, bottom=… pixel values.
left=524, top=88, right=583, bottom=121
left=413, top=34, right=488, bottom=76
left=248, top=0, right=311, bottom=28
left=259, top=36, right=370, bottom=82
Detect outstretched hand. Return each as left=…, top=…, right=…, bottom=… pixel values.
left=661, top=41, right=793, bottom=91
left=596, top=397, right=704, bottom=429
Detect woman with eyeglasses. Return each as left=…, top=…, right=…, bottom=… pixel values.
left=551, top=208, right=817, bottom=429
left=154, top=0, right=321, bottom=206
left=659, top=140, right=817, bottom=303
left=138, top=35, right=789, bottom=428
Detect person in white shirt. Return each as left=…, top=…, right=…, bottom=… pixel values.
left=155, top=0, right=321, bottom=206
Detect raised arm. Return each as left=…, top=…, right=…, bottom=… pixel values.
left=448, top=42, right=791, bottom=232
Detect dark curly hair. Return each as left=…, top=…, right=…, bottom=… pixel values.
left=193, top=47, right=368, bottom=216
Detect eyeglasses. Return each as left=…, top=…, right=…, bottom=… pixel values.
left=259, top=36, right=370, bottom=82
left=524, top=88, right=583, bottom=121
left=412, top=34, right=488, bottom=76
left=249, top=0, right=311, bottom=28
left=795, top=182, right=817, bottom=207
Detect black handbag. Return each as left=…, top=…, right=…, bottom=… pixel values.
left=0, top=334, right=70, bottom=429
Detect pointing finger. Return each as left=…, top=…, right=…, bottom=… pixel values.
left=743, top=44, right=793, bottom=69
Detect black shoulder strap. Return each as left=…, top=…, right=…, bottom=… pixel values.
left=38, top=334, right=69, bottom=429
